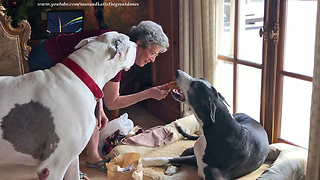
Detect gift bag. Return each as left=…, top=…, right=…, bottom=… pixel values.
left=106, top=153, right=143, bottom=180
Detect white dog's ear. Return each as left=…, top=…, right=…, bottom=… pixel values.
left=75, top=36, right=98, bottom=49
left=109, top=36, right=131, bottom=59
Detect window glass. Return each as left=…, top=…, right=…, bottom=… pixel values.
left=283, top=1, right=317, bottom=76
left=214, top=60, right=234, bottom=112
left=280, top=76, right=312, bottom=149
left=237, top=0, right=264, bottom=64
left=218, top=0, right=235, bottom=57
left=236, top=65, right=261, bottom=121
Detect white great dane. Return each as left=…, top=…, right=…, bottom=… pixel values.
left=0, top=31, right=136, bottom=180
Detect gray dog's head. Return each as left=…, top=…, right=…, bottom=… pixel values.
left=172, top=70, right=230, bottom=125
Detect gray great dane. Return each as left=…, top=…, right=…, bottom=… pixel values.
left=142, top=70, right=270, bottom=180
left=0, top=31, right=136, bottom=180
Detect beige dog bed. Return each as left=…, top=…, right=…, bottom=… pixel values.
left=105, top=114, right=202, bottom=160
left=105, top=115, right=308, bottom=180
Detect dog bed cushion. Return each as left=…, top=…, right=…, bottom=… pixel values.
left=141, top=140, right=272, bottom=180
left=257, top=143, right=308, bottom=180
left=141, top=142, right=308, bottom=180
left=105, top=114, right=202, bottom=160
left=105, top=114, right=308, bottom=179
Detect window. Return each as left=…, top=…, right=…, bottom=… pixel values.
left=215, top=0, right=316, bottom=148
left=215, top=0, right=264, bottom=121
left=275, top=0, right=316, bottom=148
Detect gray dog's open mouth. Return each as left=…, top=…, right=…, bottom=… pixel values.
left=171, top=89, right=185, bottom=102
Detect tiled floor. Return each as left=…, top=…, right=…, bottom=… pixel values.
left=0, top=103, right=166, bottom=180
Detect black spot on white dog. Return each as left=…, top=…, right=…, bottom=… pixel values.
left=1, top=101, right=60, bottom=161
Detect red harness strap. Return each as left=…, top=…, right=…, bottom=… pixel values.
left=62, top=58, right=104, bottom=101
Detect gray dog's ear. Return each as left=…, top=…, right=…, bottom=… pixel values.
left=208, top=97, right=217, bottom=123
left=218, top=92, right=230, bottom=107
left=109, top=37, right=131, bottom=60
left=75, top=36, right=98, bottom=49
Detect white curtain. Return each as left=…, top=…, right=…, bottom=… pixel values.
left=178, top=0, right=216, bottom=115
left=306, top=0, right=320, bottom=178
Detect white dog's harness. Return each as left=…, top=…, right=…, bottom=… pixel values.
left=62, top=58, right=104, bottom=101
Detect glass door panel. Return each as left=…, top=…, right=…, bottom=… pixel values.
left=218, top=0, right=235, bottom=57
left=215, top=60, right=234, bottom=112
left=236, top=64, right=262, bottom=121
left=278, top=0, right=317, bottom=148
left=280, top=76, right=312, bottom=148
left=215, top=0, right=317, bottom=146
left=283, top=0, right=317, bottom=76
left=237, top=0, right=264, bottom=64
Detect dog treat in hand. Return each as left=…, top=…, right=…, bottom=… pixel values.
left=163, top=81, right=179, bottom=90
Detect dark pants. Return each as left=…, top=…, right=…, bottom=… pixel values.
left=28, top=40, right=53, bottom=72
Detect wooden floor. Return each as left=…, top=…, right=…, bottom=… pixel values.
left=81, top=103, right=166, bottom=180
left=0, top=103, right=166, bottom=180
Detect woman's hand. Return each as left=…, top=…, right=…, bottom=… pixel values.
left=97, top=110, right=108, bottom=131
left=148, top=84, right=171, bottom=100
left=96, top=99, right=109, bottom=131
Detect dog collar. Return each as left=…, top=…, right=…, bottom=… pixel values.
left=62, top=58, right=104, bottom=102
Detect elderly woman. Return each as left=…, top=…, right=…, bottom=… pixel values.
left=28, top=20, right=170, bottom=179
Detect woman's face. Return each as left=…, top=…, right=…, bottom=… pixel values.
left=135, top=43, right=162, bottom=67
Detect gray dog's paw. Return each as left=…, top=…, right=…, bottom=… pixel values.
left=164, top=165, right=179, bottom=176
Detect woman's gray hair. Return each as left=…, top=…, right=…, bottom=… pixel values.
left=129, top=20, right=169, bottom=53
